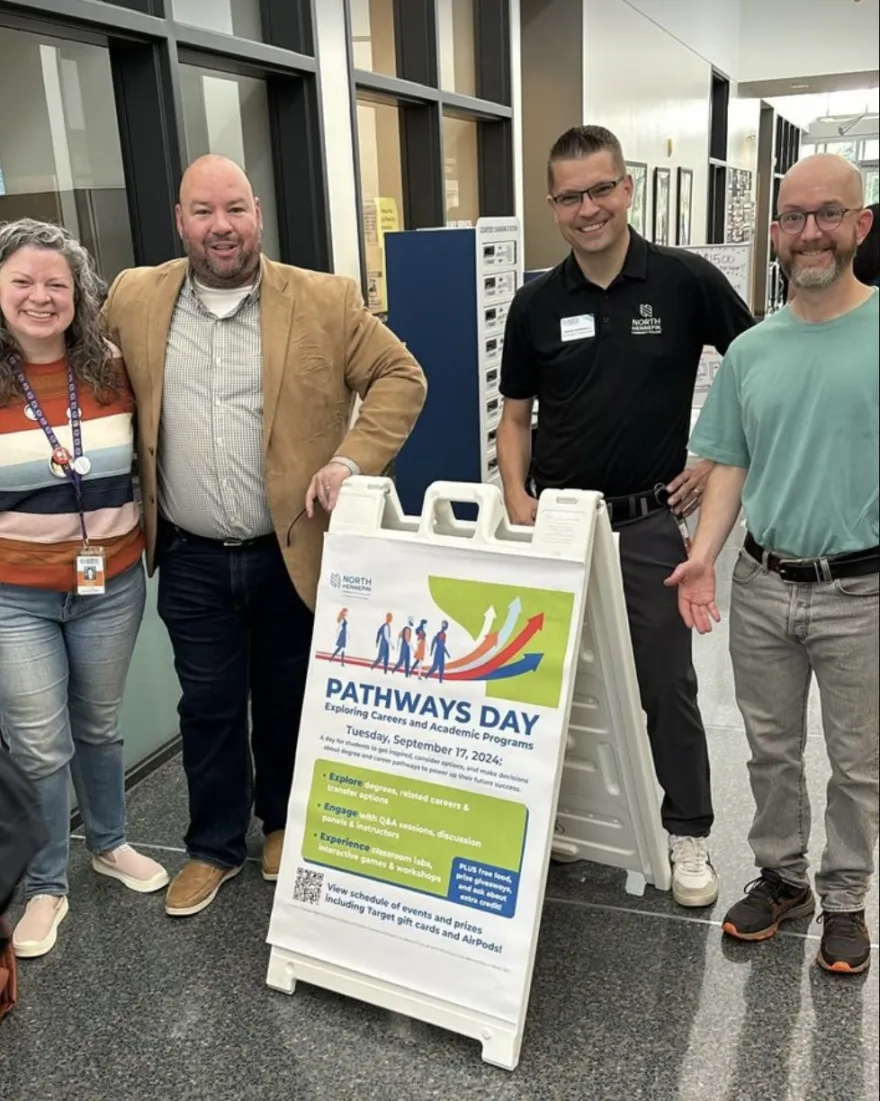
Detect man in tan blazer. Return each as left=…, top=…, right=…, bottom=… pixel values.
left=103, top=154, right=426, bottom=917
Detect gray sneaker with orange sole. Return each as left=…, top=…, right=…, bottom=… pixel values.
left=722, top=870, right=815, bottom=941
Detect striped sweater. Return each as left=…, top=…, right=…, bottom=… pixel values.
left=0, top=356, right=144, bottom=591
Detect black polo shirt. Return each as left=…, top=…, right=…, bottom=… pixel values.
left=500, top=231, right=755, bottom=497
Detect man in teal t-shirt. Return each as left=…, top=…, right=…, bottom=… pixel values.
left=667, top=153, right=879, bottom=977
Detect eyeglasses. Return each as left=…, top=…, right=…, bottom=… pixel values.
left=286, top=507, right=306, bottom=547
left=551, top=176, right=625, bottom=209
left=776, top=204, right=854, bottom=235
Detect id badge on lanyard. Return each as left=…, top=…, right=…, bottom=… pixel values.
left=9, top=353, right=106, bottom=595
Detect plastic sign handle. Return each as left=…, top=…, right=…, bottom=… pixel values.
left=417, top=481, right=505, bottom=544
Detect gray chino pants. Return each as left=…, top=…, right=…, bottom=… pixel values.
left=728, top=548, right=880, bottom=912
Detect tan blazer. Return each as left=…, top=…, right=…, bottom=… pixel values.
left=102, top=256, right=427, bottom=609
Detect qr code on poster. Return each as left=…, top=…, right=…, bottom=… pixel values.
left=293, top=866, right=324, bottom=906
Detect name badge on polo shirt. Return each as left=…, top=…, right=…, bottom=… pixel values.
left=560, top=314, right=596, bottom=342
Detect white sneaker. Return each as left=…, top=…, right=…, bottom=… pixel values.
left=670, top=835, right=719, bottom=908
left=13, top=895, right=69, bottom=959
left=92, top=844, right=170, bottom=894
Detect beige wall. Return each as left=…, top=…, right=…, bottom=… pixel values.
left=443, top=115, right=480, bottom=223
left=438, top=0, right=477, bottom=96
left=739, top=0, right=880, bottom=85
left=581, top=0, right=712, bottom=251
left=356, top=99, right=405, bottom=218
left=520, top=0, right=584, bottom=270
left=349, top=0, right=397, bottom=74
left=519, top=0, right=760, bottom=271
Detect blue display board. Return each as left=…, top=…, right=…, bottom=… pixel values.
left=384, top=219, right=522, bottom=516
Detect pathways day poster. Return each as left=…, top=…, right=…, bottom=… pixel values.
left=267, top=533, right=585, bottom=1024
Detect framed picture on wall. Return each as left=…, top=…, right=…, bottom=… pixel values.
left=676, top=167, right=694, bottom=245
left=626, top=161, right=648, bottom=236
left=653, top=167, right=671, bottom=246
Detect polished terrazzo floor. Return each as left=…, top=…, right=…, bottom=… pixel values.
left=1, top=539, right=877, bottom=1101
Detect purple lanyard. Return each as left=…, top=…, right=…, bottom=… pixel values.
left=9, top=353, right=89, bottom=544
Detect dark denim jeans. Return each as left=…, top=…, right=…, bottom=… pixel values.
left=156, top=523, right=313, bottom=868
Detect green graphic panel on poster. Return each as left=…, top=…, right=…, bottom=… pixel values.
left=303, top=759, right=527, bottom=899
left=427, top=577, right=575, bottom=708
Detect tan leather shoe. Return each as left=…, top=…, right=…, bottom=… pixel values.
left=261, top=830, right=285, bottom=882
left=164, top=860, right=242, bottom=917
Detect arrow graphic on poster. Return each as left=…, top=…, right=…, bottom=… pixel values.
left=446, top=599, right=521, bottom=674
left=497, top=597, right=523, bottom=648
left=481, top=652, right=544, bottom=680
left=441, top=613, right=545, bottom=681
left=445, top=605, right=497, bottom=671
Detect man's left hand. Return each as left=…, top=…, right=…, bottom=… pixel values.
left=305, top=461, right=353, bottom=518
left=666, top=459, right=714, bottom=517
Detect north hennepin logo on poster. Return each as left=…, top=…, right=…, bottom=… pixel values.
left=328, top=571, right=372, bottom=599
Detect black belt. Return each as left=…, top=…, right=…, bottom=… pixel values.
left=745, top=534, right=880, bottom=583
left=605, top=486, right=669, bottom=523
left=160, top=518, right=276, bottom=551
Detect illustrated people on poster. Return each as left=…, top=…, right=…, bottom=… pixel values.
left=329, top=608, right=348, bottom=665
left=411, top=619, right=428, bottom=677
left=393, top=618, right=414, bottom=676
left=426, top=620, right=451, bottom=683
left=371, top=612, right=394, bottom=673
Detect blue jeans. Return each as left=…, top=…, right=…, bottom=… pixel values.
left=156, top=524, right=313, bottom=869
left=0, top=562, right=146, bottom=899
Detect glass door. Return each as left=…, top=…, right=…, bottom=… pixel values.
left=860, top=162, right=879, bottom=206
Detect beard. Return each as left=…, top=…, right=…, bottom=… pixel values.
left=781, top=239, right=857, bottom=290
left=183, top=233, right=261, bottom=287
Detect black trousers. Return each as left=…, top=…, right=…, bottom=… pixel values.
left=613, top=509, right=714, bottom=837
left=156, top=524, right=314, bottom=868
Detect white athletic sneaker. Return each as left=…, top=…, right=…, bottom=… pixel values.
left=92, top=844, right=170, bottom=893
left=669, top=835, right=719, bottom=908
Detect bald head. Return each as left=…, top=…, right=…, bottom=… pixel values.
left=779, top=153, right=864, bottom=211
left=175, top=154, right=262, bottom=288
left=772, top=153, right=873, bottom=294
left=179, top=154, right=254, bottom=207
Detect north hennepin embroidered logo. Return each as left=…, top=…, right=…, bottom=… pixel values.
left=632, top=303, right=662, bottom=335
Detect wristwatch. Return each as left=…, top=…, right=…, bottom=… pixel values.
left=330, top=456, right=361, bottom=477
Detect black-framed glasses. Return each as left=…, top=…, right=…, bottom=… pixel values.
left=776, top=204, right=854, bottom=234
left=551, top=175, right=625, bottom=208
left=286, top=507, right=306, bottom=547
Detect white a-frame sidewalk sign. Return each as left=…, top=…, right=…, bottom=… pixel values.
left=266, top=479, right=668, bottom=1070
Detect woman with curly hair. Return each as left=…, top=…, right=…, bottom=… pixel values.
left=0, top=218, right=168, bottom=959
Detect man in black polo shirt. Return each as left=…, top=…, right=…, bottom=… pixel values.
left=498, top=125, right=754, bottom=908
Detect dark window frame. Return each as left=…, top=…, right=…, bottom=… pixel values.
left=346, top=0, right=514, bottom=304
left=0, top=0, right=331, bottom=271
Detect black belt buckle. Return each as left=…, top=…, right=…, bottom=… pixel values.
left=222, top=538, right=246, bottom=547
left=778, top=556, right=831, bottom=584
left=652, top=483, right=671, bottom=508
left=777, top=559, right=801, bottom=583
